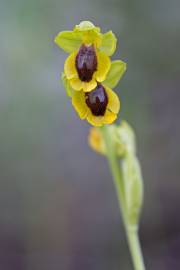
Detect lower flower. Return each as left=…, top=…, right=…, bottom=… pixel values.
left=72, top=83, right=120, bottom=126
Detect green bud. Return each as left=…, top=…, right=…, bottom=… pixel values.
left=74, top=21, right=100, bottom=32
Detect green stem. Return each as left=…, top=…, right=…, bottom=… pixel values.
left=126, top=228, right=145, bottom=270
left=102, top=125, right=145, bottom=270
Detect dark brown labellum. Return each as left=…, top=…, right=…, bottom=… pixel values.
left=85, top=84, right=108, bottom=116
left=75, top=44, right=97, bottom=82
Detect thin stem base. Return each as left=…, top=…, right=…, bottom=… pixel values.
left=101, top=125, right=145, bottom=270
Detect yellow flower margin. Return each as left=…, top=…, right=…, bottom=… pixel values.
left=55, top=21, right=117, bottom=92
left=72, top=85, right=120, bottom=127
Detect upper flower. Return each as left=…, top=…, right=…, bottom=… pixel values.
left=54, top=21, right=117, bottom=92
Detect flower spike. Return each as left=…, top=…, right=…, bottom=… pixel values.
left=54, top=21, right=126, bottom=126
left=54, top=21, right=146, bottom=270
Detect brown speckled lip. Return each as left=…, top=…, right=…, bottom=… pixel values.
left=75, top=44, right=97, bottom=82
left=85, top=84, right=108, bottom=116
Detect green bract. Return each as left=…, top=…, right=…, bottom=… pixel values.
left=99, top=31, right=117, bottom=56
left=122, top=155, right=143, bottom=227
left=116, top=122, right=143, bottom=226
left=104, top=60, right=126, bottom=88
left=89, top=121, right=144, bottom=227
left=116, top=121, right=136, bottom=155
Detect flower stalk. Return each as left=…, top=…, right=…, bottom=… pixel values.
left=101, top=125, right=145, bottom=270
left=54, top=20, right=146, bottom=270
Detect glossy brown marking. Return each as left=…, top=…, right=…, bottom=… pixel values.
left=85, top=84, right=108, bottom=116
left=75, top=44, right=97, bottom=82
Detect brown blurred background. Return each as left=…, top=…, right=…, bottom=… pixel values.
left=0, top=0, right=180, bottom=269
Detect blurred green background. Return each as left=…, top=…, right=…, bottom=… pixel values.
left=0, top=0, right=180, bottom=269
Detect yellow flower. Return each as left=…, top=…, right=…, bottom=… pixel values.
left=88, top=121, right=136, bottom=156
left=88, top=127, right=106, bottom=155
left=55, top=21, right=117, bottom=92
left=64, top=47, right=111, bottom=92
left=72, top=83, right=120, bottom=126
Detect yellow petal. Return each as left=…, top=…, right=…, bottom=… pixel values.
left=82, top=79, right=97, bottom=92
left=70, top=76, right=97, bottom=92
left=64, top=52, right=77, bottom=79
left=103, top=110, right=117, bottom=124
left=70, top=78, right=83, bottom=91
left=95, top=51, right=111, bottom=82
left=72, top=91, right=89, bottom=119
left=106, top=86, right=120, bottom=114
left=86, top=113, right=104, bottom=127
left=86, top=110, right=116, bottom=126
left=88, top=128, right=106, bottom=155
